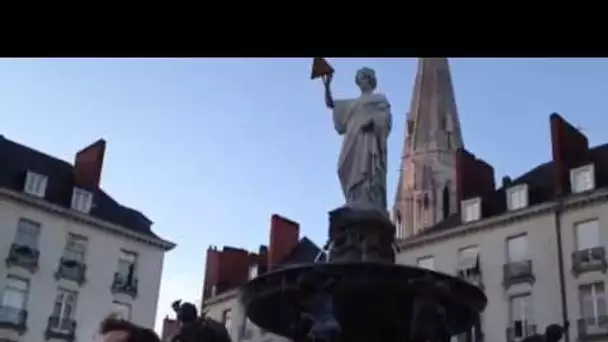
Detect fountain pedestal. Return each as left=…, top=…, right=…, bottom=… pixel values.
left=241, top=208, right=487, bottom=342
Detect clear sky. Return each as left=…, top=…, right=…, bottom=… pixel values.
left=1, top=58, right=607, bottom=332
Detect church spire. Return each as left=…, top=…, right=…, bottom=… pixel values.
left=393, top=58, right=464, bottom=238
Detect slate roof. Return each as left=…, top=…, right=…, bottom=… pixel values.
left=418, top=142, right=608, bottom=236
left=277, top=236, right=323, bottom=268
left=0, top=135, right=159, bottom=239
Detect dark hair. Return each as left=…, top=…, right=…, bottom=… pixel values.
left=100, top=316, right=161, bottom=342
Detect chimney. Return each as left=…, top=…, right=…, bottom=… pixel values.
left=550, top=113, right=591, bottom=195
left=202, top=248, right=220, bottom=300
left=161, top=316, right=179, bottom=342
left=74, top=139, right=106, bottom=189
left=455, top=148, right=496, bottom=203
left=202, top=246, right=249, bottom=300
left=502, top=176, right=512, bottom=188
left=268, top=214, right=300, bottom=270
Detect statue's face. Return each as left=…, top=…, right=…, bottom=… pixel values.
left=356, top=71, right=376, bottom=92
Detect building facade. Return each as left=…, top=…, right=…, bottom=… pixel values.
left=0, top=136, right=175, bottom=342
left=392, top=59, right=608, bottom=342
left=396, top=112, right=608, bottom=342
left=162, top=214, right=320, bottom=342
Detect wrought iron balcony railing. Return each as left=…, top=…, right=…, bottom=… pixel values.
left=572, top=247, right=608, bottom=276
left=503, top=260, right=535, bottom=287
left=5, top=243, right=40, bottom=273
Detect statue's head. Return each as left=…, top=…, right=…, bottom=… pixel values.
left=355, top=67, right=377, bottom=93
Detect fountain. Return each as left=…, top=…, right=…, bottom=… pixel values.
left=240, top=58, right=487, bottom=342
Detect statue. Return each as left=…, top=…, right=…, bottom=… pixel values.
left=171, top=300, right=231, bottom=342
left=316, top=59, right=392, bottom=214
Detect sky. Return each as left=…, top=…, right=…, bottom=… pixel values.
left=1, top=58, right=608, bottom=333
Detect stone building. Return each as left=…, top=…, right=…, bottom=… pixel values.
left=393, top=58, right=608, bottom=342
left=161, top=214, right=320, bottom=342
left=0, top=136, right=175, bottom=342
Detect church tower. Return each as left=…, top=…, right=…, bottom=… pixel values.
left=393, top=58, right=464, bottom=238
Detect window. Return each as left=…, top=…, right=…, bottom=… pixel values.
left=50, top=289, right=77, bottom=331
left=442, top=186, right=450, bottom=219
left=117, top=250, right=137, bottom=283
left=1, top=277, right=29, bottom=311
left=63, top=234, right=87, bottom=263
left=580, top=282, right=606, bottom=326
left=112, top=301, right=131, bottom=321
left=461, top=198, right=481, bottom=223
left=417, top=256, right=434, bottom=270
left=571, top=164, right=595, bottom=194
left=24, top=171, right=48, bottom=198
left=509, top=294, right=534, bottom=338
left=507, top=184, right=528, bottom=211
left=71, top=187, right=93, bottom=213
left=222, top=309, right=232, bottom=332
left=507, top=235, right=528, bottom=263
left=14, top=219, right=41, bottom=249
left=459, top=246, right=479, bottom=266
left=249, top=264, right=258, bottom=280
left=576, top=219, right=600, bottom=251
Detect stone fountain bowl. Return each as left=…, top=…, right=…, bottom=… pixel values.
left=242, top=262, right=487, bottom=342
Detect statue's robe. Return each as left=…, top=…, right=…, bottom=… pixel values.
left=332, top=92, right=392, bottom=212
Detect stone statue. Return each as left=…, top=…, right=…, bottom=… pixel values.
left=171, top=300, right=232, bottom=342
left=322, top=66, right=392, bottom=214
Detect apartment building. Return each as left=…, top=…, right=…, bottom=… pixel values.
left=161, top=214, right=320, bottom=342
left=0, top=136, right=175, bottom=342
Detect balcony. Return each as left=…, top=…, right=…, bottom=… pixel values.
left=54, top=257, right=87, bottom=286
left=5, top=243, right=40, bottom=273
left=577, top=316, right=608, bottom=340
left=0, top=306, right=27, bottom=334
left=111, top=272, right=138, bottom=298
left=503, top=260, right=535, bottom=287
left=45, top=316, right=77, bottom=341
left=506, top=323, right=537, bottom=342
left=572, top=247, right=608, bottom=276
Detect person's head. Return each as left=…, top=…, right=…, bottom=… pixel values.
left=355, top=67, right=377, bottom=93
left=99, top=316, right=161, bottom=342
left=545, top=324, right=564, bottom=342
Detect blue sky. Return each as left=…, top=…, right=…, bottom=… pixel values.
left=1, top=58, right=607, bottom=332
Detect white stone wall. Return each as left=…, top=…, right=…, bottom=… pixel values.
left=0, top=195, right=167, bottom=342
left=397, top=190, right=608, bottom=342
left=204, top=292, right=290, bottom=342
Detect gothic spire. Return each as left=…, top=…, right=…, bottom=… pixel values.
left=393, top=58, right=464, bottom=238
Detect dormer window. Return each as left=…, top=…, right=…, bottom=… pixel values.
left=461, top=198, right=481, bottom=223
left=248, top=264, right=258, bottom=279
left=24, top=171, right=48, bottom=198
left=71, top=187, right=93, bottom=213
left=570, top=164, right=595, bottom=194
left=507, top=184, right=528, bottom=211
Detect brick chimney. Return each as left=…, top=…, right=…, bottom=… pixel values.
left=161, top=316, right=179, bottom=342
left=455, top=148, right=496, bottom=203
left=202, top=246, right=249, bottom=300
left=550, top=113, right=591, bottom=195
left=74, top=139, right=106, bottom=189
left=268, top=214, right=300, bottom=270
